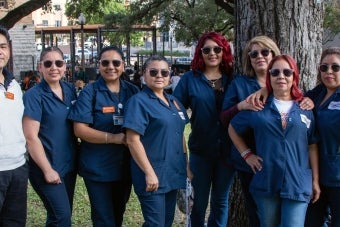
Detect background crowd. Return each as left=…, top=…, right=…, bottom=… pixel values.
left=0, top=24, right=339, bottom=227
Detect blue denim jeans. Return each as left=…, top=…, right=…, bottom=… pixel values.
left=253, top=194, right=308, bottom=227
left=305, top=185, right=340, bottom=227
left=29, top=170, right=77, bottom=227
left=189, top=153, right=235, bottom=227
left=0, top=163, right=28, bottom=227
left=138, top=190, right=177, bottom=227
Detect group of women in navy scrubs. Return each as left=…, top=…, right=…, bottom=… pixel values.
left=21, top=37, right=339, bottom=227
left=123, top=55, right=189, bottom=226
left=23, top=47, right=78, bottom=226
left=228, top=54, right=320, bottom=226
left=68, top=46, right=139, bottom=226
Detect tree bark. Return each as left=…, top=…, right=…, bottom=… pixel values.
left=234, top=0, right=325, bottom=91
left=0, top=0, right=50, bottom=29
left=227, top=174, right=249, bottom=227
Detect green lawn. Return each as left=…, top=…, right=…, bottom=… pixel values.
left=26, top=125, right=191, bottom=226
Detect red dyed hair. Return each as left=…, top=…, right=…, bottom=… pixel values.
left=266, top=55, right=304, bottom=101
left=191, top=31, right=234, bottom=79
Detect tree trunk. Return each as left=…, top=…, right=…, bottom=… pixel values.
left=234, top=0, right=325, bottom=91
left=227, top=174, right=249, bottom=227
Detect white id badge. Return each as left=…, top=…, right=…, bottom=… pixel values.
left=113, top=115, right=124, bottom=125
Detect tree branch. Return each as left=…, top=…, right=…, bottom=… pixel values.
left=0, top=0, right=51, bottom=29
left=215, top=0, right=234, bottom=15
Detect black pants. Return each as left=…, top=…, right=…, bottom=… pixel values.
left=0, top=162, right=28, bottom=227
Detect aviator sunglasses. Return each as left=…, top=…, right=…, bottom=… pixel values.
left=99, top=59, right=123, bottom=67
left=248, top=49, right=271, bottom=58
left=201, top=46, right=223, bottom=55
left=319, top=64, right=340, bottom=73
left=269, top=68, right=294, bottom=77
left=42, top=60, right=64, bottom=68
left=148, top=68, right=170, bottom=77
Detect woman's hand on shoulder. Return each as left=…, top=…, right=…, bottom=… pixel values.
left=245, top=87, right=268, bottom=109
left=299, top=97, right=314, bottom=110
left=238, top=99, right=263, bottom=111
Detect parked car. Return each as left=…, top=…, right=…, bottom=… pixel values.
left=63, top=54, right=71, bottom=63
left=84, top=41, right=93, bottom=49
left=75, top=49, right=92, bottom=61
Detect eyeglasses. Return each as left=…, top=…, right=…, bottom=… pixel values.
left=201, top=46, right=223, bottom=55
left=99, top=59, right=123, bottom=67
left=148, top=69, right=170, bottom=77
left=319, top=64, right=340, bottom=73
left=248, top=49, right=271, bottom=58
left=42, top=60, right=64, bottom=68
left=269, top=68, right=294, bottom=77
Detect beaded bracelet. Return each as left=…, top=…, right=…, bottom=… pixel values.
left=243, top=152, right=254, bottom=160
left=240, top=149, right=251, bottom=158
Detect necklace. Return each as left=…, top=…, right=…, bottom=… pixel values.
left=209, top=78, right=221, bottom=88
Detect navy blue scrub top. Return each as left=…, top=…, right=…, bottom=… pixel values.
left=308, top=85, right=340, bottom=187
left=123, top=86, right=189, bottom=196
left=231, top=96, right=319, bottom=202
left=68, top=77, right=139, bottom=181
left=173, top=70, right=231, bottom=157
left=23, top=79, right=78, bottom=177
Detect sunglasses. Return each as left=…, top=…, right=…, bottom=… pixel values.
left=100, top=60, right=123, bottom=67
left=269, top=68, right=294, bottom=77
left=148, top=69, right=170, bottom=77
left=248, top=49, right=271, bottom=58
left=319, top=64, right=340, bottom=73
left=42, top=60, right=64, bottom=68
left=201, top=46, right=223, bottom=55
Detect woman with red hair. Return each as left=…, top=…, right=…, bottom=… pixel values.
left=228, top=55, right=320, bottom=226
left=173, top=31, right=235, bottom=226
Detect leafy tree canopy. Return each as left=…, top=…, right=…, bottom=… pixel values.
left=323, top=3, right=340, bottom=44
left=0, top=0, right=338, bottom=47
left=105, top=0, right=234, bottom=45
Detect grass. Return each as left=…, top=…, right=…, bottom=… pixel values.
left=26, top=125, right=191, bottom=226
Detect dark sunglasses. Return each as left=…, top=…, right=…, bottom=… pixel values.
left=100, top=59, right=123, bottom=67
left=319, top=64, right=340, bottom=73
left=42, top=60, right=64, bottom=68
left=201, top=46, right=223, bottom=55
left=248, top=49, right=271, bottom=58
left=148, top=69, right=170, bottom=77
left=269, top=68, right=294, bottom=77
